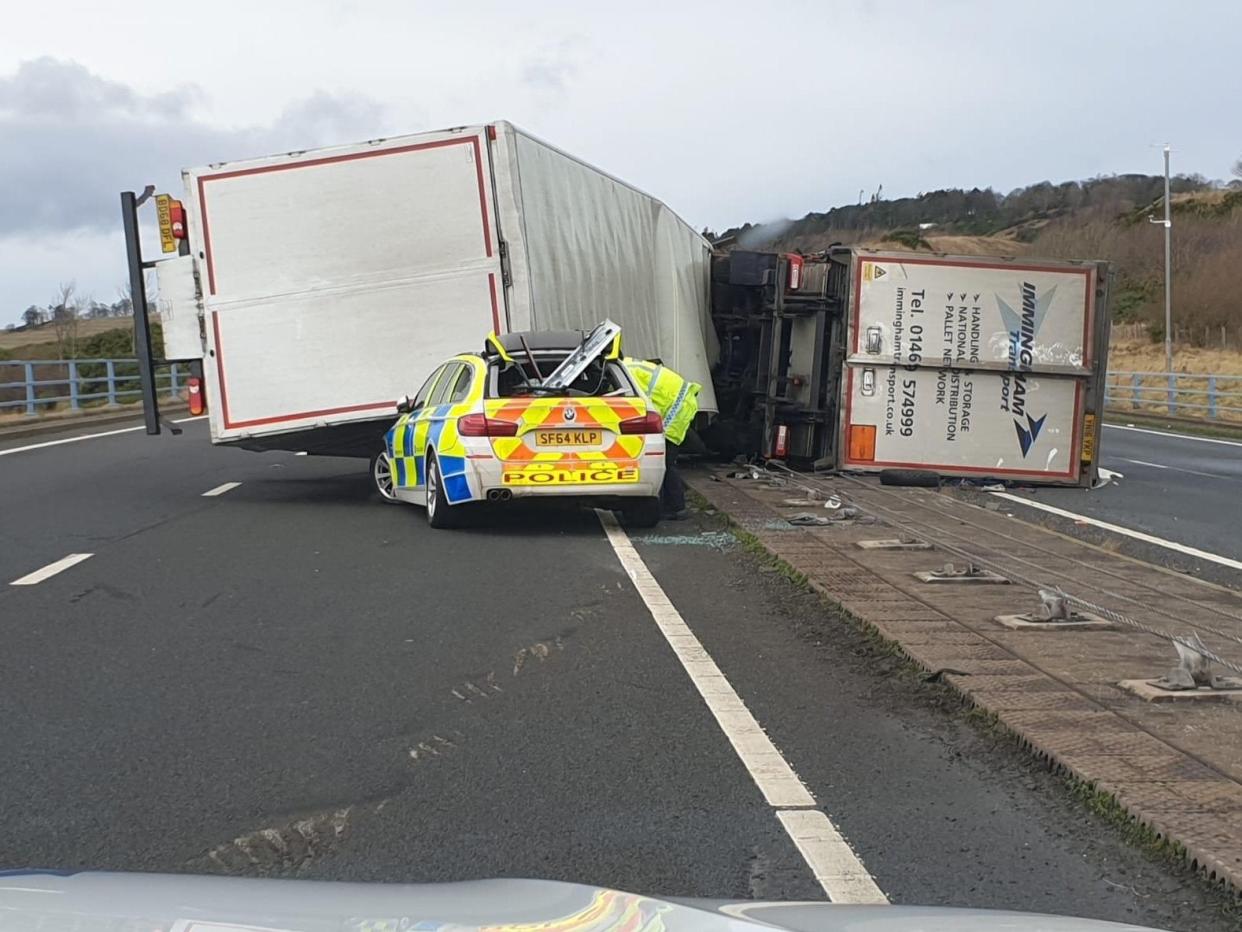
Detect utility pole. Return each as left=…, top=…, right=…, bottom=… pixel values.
left=1149, top=145, right=1173, bottom=375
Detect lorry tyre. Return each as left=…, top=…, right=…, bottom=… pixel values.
left=425, top=452, right=462, bottom=529
left=622, top=497, right=662, bottom=529
left=371, top=451, right=399, bottom=503
left=878, top=468, right=941, bottom=488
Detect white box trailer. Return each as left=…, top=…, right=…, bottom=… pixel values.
left=839, top=250, right=1108, bottom=485
left=158, top=122, right=716, bottom=456
left=709, top=248, right=1109, bottom=487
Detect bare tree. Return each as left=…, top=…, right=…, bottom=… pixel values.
left=114, top=275, right=154, bottom=318
left=1233, top=157, right=1242, bottom=182
left=50, top=281, right=81, bottom=360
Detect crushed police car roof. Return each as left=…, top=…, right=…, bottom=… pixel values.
left=486, top=330, right=591, bottom=355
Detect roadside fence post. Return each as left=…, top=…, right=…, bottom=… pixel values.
left=24, top=362, right=36, bottom=416
left=1131, top=374, right=1140, bottom=410
left=169, top=362, right=180, bottom=398
left=1207, top=376, right=1217, bottom=420
left=69, top=361, right=80, bottom=410
left=1167, top=373, right=1176, bottom=415
left=106, top=360, right=118, bottom=406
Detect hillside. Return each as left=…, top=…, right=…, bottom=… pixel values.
left=0, top=316, right=140, bottom=353
left=715, top=175, right=1242, bottom=351
left=0, top=320, right=163, bottom=362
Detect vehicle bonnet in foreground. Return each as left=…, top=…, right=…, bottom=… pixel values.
left=0, top=872, right=1171, bottom=932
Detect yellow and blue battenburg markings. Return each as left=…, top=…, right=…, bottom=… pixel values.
left=386, top=356, right=486, bottom=503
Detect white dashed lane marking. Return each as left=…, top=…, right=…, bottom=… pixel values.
left=201, top=482, right=242, bottom=497
left=1120, top=457, right=1235, bottom=482
left=10, top=553, right=94, bottom=586
left=596, top=509, right=886, bottom=904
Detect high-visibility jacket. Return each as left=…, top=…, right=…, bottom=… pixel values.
left=622, top=357, right=700, bottom=445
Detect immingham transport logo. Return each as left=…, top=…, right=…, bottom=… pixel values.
left=996, top=281, right=1057, bottom=457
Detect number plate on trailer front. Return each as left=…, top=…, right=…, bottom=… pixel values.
left=534, top=429, right=601, bottom=447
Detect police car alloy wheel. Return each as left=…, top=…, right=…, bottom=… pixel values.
left=372, top=451, right=398, bottom=503
left=426, top=458, right=439, bottom=520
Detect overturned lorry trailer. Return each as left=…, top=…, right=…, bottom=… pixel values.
left=151, top=121, right=717, bottom=457
left=710, top=248, right=1110, bottom=487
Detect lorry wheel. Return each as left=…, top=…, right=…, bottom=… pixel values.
left=622, top=498, right=662, bottom=529
left=879, top=468, right=941, bottom=488
left=425, top=453, right=462, bottom=529
left=371, top=451, right=399, bottom=503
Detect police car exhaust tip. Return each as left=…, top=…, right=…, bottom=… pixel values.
left=487, top=489, right=513, bottom=503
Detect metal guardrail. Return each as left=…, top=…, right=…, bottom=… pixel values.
left=1104, top=370, right=1242, bottom=421
left=3, top=359, right=1241, bottom=424
left=0, top=358, right=189, bottom=416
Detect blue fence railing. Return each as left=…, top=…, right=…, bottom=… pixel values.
left=0, top=358, right=190, bottom=417
left=1103, top=370, right=1242, bottom=421
left=4, top=358, right=1241, bottom=423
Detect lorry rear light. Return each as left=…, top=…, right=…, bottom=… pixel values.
left=187, top=376, right=205, bottom=416
left=785, top=254, right=803, bottom=291
left=459, top=414, right=518, bottom=437
left=620, top=412, right=663, bottom=434
left=773, top=424, right=789, bottom=458
left=169, top=200, right=187, bottom=239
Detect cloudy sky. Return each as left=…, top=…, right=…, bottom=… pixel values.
left=2, top=0, right=1240, bottom=324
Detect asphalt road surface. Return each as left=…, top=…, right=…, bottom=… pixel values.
left=0, top=417, right=1234, bottom=932
left=983, top=423, right=1242, bottom=588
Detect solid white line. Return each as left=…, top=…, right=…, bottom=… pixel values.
left=1122, top=458, right=1168, bottom=470
left=1105, top=423, right=1242, bottom=448
left=0, top=425, right=144, bottom=456
left=10, top=553, right=94, bottom=586
left=201, top=481, right=242, bottom=497
left=597, top=510, right=811, bottom=807
left=991, top=491, right=1242, bottom=572
left=777, top=810, right=888, bottom=904
left=595, top=510, right=886, bottom=904
left=0, top=414, right=208, bottom=458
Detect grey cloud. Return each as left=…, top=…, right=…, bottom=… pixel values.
left=521, top=40, right=583, bottom=92
left=0, top=58, right=392, bottom=238
left=271, top=90, right=388, bottom=144
left=0, top=57, right=201, bottom=121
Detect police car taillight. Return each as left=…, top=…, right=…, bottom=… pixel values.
left=459, top=414, right=518, bottom=437
left=620, top=412, right=663, bottom=434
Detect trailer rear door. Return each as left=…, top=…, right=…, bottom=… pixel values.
left=185, top=127, right=505, bottom=442
left=839, top=251, right=1104, bottom=485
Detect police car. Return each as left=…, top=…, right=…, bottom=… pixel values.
left=371, top=323, right=666, bottom=528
